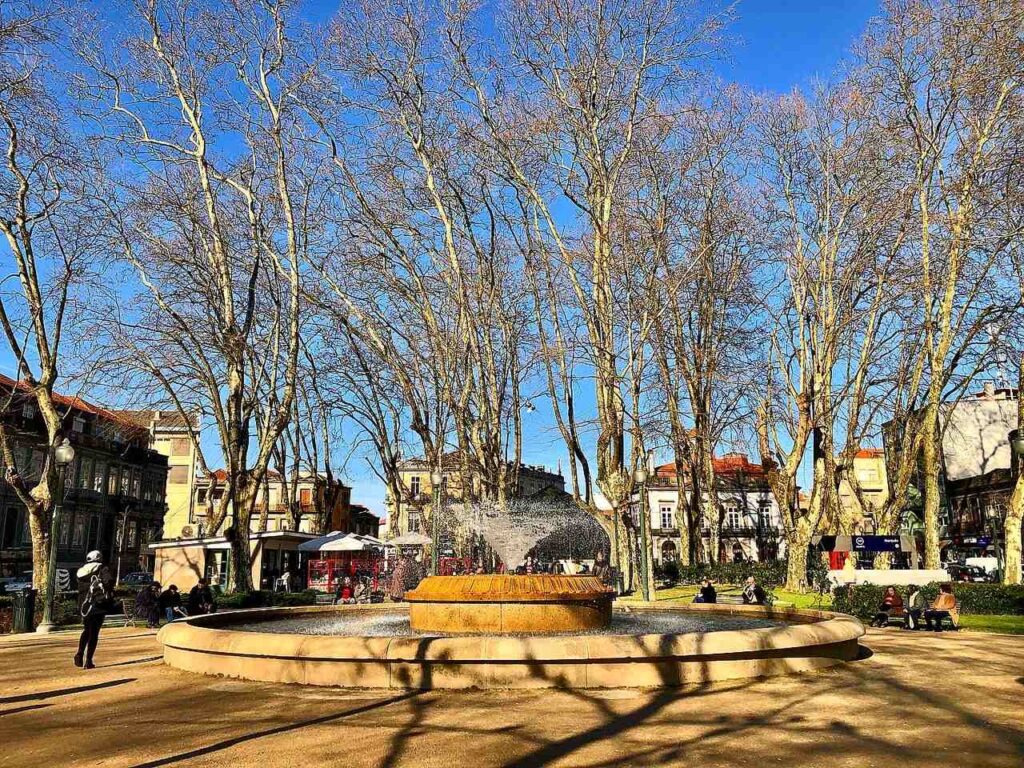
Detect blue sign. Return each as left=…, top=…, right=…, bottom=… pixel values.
left=852, top=535, right=902, bottom=553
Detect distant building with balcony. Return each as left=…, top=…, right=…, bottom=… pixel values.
left=883, top=382, right=1017, bottom=558
left=385, top=451, right=566, bottom=539
left=113, top=409, right=200, bottom=541
left=837, top=447, right=890, bottom=532
left=645, top=453, right=785, bottom=565
left=187, top=469, right=360, bottom=537
left=0, top=375, right=168, bottom=579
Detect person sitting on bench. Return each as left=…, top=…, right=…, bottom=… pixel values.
left=924, top=583, right=958, bottom=631
left=871, top=586, right=903, bottom=627
left=904, top=585, right=925, bottom=630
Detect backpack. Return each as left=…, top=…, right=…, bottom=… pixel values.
left=81, top=572, right=111, bottom=618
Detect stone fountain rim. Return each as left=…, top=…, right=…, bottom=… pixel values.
left=404, top=574, right=615, bottom=603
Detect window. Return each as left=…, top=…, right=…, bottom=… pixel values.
left=661, top=541, right=678, bottom=562
left=17, top=510, right=31, bottom=544
left=127, top=519, right=138, bottom=549
left=121, top=468, right=131, bottom=496
left=723, top=503, right=741, bottom=529
left=59, top=514, right=72, bottom=546
left=197, top=488, right=207, bottom=504
left=659, top=504, right=675, bottom=530
left=28, top=450, right=43, bottom=480
left=407, top=511, right=421, bottom=533
left=410, top=476, right=421, bottom=497
left=72, top=416, right=86, bottom=433
left=300, top=488, right=312, bottom=507
left=21, top=402, right=35, bottom=419
left=171, top=438, right=191, bottom=457
left=757, top=500, right=772, bottom=528
left=131, top=470, right=141, bottom=498
left=108, top=465, right=120, bottom=496
left=79, top=457, right=93, bottom=490
left=72, top=517, right=86, bottom=548
left=93, top=462, right=106, bottom=494
left=168, top=465, right=189, bottom=484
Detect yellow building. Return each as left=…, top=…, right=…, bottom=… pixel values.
left=385, top=452, right=565, bottom=539
left=115, top=409, right=199, bottom=541
left=191, top=469, right=358, bottom=536
left=838, top=448, right=889, bottom=531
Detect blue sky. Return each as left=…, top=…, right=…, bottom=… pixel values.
left=0, top=0, right=881, bottom=518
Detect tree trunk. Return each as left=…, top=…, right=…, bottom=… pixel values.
left=920, top=404, right=942, bottom=569
left=1004, top=475, right=1023, bottom=585
left=784, top=516, right=814, bottom=591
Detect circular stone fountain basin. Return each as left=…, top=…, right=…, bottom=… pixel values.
left=157, top=603, right=864, bottom=690
left=404, top=575, right=615, bottom=633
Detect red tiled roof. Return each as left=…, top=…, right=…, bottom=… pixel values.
left=0, top=373, right=147, bottom=434
left=655, top=453, right=770, bottom=479
left=855, top=447, right=884, bottom=459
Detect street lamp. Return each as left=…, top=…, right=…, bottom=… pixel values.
left=37, top=438, right=75, bottom=634
left=430, top=471, right=443, bottom=576
left=633, top=467, right=652, bottom=602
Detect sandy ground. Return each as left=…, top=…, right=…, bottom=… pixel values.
left=1, top=625, right=1022, bottom=768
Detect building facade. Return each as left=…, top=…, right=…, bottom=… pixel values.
left=188, top=469, right=360, bottom=537
left=0, top=376, right=169, bottom=579
left=385, top=452, right=566, bottom=538
left=837, top=448, right=890, bottom=532
left=883, top=383, right=1017, bottom=561
left=114, top=409, right=200, bottom=541
left=645, top=454, right=785, bottom=565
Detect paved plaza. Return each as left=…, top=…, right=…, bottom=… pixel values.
left=1, top=627, right=1022, bottom=767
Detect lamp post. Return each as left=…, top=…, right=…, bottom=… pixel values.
left=633, top=467, right=652, bottom=602
left=430, top=471, right=443, bottom=576
left=37, top=438, right=75, bottom=634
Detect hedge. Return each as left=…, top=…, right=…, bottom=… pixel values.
left=832, top=583, right=1024, bottom=620
left=657, top=560, right=788, bottom=588
left=214, top=589, right=319, bottom=610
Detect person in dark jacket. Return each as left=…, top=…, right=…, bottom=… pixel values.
left=75, top=550, right=114, bottom=669
left=134, top=582, right=160, bottom=628
left=158, top=585, right=183, bottom=622
left=187, top=579, right=216, bottom=615
left=698, top=579, right=717, bottom=604
left=871, top=586, right=904, bottom=627
left=741, top=576, right=767, bottom=605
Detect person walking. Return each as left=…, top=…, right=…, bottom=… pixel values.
left=75, top=551, right=113, bottom=669
left=591, top=551, right=612, bottom=586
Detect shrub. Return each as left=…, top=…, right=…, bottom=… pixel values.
left=655, top=559, right=681, bottom=585
left=215, top=589, right=318, bottom=610
left=832, top=582, right=1024, bottom=619
left=675, top=560, right=787, bottom=587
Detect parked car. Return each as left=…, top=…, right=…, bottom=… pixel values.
left=120, top=571, right=156, bottom=588
left=1, top=569, right=72, bottom=594
left=946, top=564, right=989, bottom=583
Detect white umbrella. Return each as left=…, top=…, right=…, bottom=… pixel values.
left=320, top=533, right=373, bottom=552
left=390, top=531, right=432, bottom=547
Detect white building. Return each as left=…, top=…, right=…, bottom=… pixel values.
left=644, top=454, right=785, bottom=564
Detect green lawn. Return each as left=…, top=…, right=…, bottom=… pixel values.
left=958, top=614, right=1024, bottom=635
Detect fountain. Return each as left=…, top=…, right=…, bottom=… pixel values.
left=158, top=498, right=864, bottom=689
left=405, top=574, right=614, bottom=633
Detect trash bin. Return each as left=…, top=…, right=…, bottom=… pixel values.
left=12, top=588, right=36, bottom=633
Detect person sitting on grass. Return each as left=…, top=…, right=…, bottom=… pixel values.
left=741, top=576, right=766, bottom=605
left=924, top=583, right=958, bottom=632
left=694, top=579, right=717, bottom=604
left=871, top=586, right=904, bottom=627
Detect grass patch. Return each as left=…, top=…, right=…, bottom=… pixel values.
left=958, top=614, right=1024, bottom=635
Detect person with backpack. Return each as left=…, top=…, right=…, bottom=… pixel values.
left=75, top=550, right=113, bottom=669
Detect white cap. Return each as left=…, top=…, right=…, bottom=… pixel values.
left=85, top=550, right=102, bottom=563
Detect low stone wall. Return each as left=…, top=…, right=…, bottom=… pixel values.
left=158, top=603, right=864, bottom=690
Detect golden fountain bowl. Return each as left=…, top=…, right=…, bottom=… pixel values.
left=404, top=574, right=615, bottom=634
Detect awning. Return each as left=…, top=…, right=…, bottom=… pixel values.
left=388, top=531, right=432, bottom=547
left=298, top=532, right=375, bottom=553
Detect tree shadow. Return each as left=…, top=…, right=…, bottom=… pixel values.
left=0, top=703, right=51, bottom=717
left=130, top=691, right=424, bottom=768
left=100, top=655, right=163, bottom=668
left=0, top=678, right=134, bottom=704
